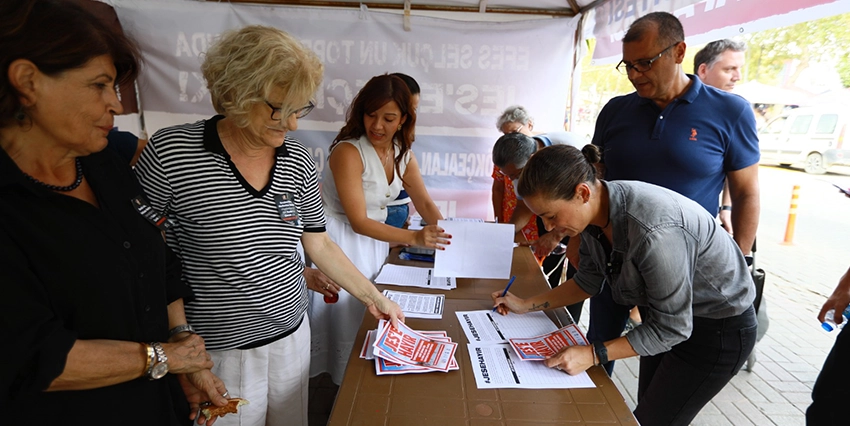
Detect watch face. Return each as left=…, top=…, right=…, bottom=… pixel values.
left=151, top=362, right=169, bottom=379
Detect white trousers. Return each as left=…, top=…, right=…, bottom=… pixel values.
left=206, top=317, right=310, bottom=426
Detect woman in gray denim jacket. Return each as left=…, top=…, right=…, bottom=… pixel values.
left=492, top=144, right=757, bottom=426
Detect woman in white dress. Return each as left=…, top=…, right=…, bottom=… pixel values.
left=309, top=74, right=449, bottom=383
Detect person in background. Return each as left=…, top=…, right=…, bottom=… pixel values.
left=107, top=128, right=147, bottom=166
left=808, top=265, right=850, bottom=425
left=0, top=1, right=227, bottom=424
left=589, top=12, right=760, bottom=376
left=694, top=39, right=745, bottom=92
left=493, top=105, right=586, bottom=323
left=695, top=39, right=769, bottom=361
left=491, top=131, right=584, bottom=322
left=134, top=26, right=403, bottom=426
left=493, top=105, right=585, bottom=240
left=385, top=72, right=420, bottom=228
left=310, top=74, right=449, bottom=384
left=694, top=39, right=747, bottom=234
left=493, top=144, right=757, bottom=426
left=807, top=188, right=850, bottom=425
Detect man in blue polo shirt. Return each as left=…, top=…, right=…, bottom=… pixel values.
left=589, top=11, right=760, bottom=376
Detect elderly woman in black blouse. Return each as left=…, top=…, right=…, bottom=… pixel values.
left=0, top=1, right=228, bottom=425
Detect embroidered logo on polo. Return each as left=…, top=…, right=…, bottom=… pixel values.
left=131, top=195, right=174, bottom=231
left=274, top=193, right=301, bottom=226
left=689, top=128, right=698, bottom=141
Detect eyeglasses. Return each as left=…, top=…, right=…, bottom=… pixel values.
left=265, top=100, right=315, bottom=121
left=615, top=42, right=680, bottom=75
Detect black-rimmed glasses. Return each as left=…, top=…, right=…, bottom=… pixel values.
left=265, top=100, right=315, bottom=121
left=615, top=42, right=680, bottom=75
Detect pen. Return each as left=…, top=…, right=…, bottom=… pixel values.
left=492, top=276, right=516, bottom=312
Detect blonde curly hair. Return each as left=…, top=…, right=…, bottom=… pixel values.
left=201, top=25, right=323, bottom=127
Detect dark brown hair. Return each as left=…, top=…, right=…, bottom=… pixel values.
left=332, top=74, right=416, bottom=179
left=517, top=144, right=601, bottom=201
left=0, top=0, right=140, bottom=127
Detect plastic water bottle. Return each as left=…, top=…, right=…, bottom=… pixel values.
left=821, top=306, right=850, bottom=332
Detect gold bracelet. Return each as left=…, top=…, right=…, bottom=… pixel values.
left=142, top=343, right=154, bottom=376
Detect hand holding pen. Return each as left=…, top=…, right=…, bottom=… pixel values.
left=491, top=276, right=517, bottom=315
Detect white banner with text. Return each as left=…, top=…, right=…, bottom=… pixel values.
left=111, top=0, right=578, bottom=219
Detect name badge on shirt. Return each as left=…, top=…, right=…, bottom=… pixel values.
left=274, top=193, right=301, bottom=226
left=131, top=195, right=173, bottom=231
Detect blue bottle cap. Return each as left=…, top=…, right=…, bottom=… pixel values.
left=822, top=322, right=835, bottom=332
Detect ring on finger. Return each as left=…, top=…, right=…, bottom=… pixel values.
left=222, top=390, right=229, bottom=398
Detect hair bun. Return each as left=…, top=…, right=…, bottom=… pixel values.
left=581, top=144, right=602, bottom=165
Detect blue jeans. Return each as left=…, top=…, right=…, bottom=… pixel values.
left=385, top=203, right=409, bottom=229
left=634, top=306, right=757, bottom=426
left=587, top=282, right=632, bottom=375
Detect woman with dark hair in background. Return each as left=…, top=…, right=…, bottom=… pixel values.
left=309, top=74, right=449, bottom=384
left=0, top=1, right=227, bottom=424
left=384, top=72, right=420, bottom=228
left=492, top=144, right=757, bottom=425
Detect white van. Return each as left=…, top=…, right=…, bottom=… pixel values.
left=758, top=104, right=849, bottom=174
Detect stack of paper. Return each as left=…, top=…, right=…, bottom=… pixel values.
left=375, top=264, right=456, bottom=290
left=508, top=324, right=589, bottom=361
left=360, top=320, right=459, bottom=375
left=382, top=290, right=445, bottom=319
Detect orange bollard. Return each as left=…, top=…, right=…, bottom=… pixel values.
left=782, top=185, right=800, bottom=245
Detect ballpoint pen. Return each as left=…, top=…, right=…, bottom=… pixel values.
left=492, top=275, right=516, bottom=312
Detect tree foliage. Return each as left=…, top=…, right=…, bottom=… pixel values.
left=741, top=13, right=850, bottom=88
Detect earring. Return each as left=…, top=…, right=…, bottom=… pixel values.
left=397, top=125, right=402, bottom=131
left=14, top=108, right=26, bottom=121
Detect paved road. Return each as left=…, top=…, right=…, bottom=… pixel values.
left=588, top=164, right=850, bottom=425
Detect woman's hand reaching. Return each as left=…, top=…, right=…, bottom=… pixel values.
left=366, top=293, right=405, bottom=329
left=413, top=225, right=451, bottom=249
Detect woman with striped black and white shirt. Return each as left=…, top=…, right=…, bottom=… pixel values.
left=135, top=26, right=402, bottom=426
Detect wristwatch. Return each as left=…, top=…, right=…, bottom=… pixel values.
left=147, top=342, right=169, bottom=380
left=592, top=341, right=609, bottom=366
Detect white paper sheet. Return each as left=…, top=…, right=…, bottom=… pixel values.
left=434, top=221, right=514, bottom=279
left=382, top=290, right=445, bottom=319
left=467, top=343, right=595, bottom=389
left=455, top=310, right=559, bottom=343
left=374, top=264, right=456, bottom=290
